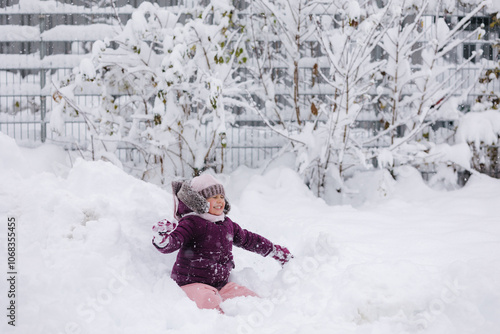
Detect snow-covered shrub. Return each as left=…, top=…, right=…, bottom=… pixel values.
left=245, top=0, right=388, bottom=196
left=245, top=0, right=489, bottom=199
left=48, top=0, right=497, bottom=194
left=457, top=109, right=500, bottom=176
left=52, top=1, right=250, bottom=182
left=455, top=11, right=500, bottom=178
left=373, top=0, right=488, bottom=176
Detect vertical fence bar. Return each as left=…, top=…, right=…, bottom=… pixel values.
left=39, top=14, right=47, bottom=142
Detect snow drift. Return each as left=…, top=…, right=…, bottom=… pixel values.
left=1, top=131, right=500, bottom=334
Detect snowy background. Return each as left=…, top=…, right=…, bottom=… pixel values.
left=1, top=131, right=500, bottom=334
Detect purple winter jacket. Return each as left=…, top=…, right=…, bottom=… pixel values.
left=153, top=214, right=274, bottom=290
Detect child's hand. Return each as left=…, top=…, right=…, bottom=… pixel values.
left=152, top=219, right=178, bottom=235
left=152, top=219, right=178, bottom=248
left=271, top=244, right=293, bottom=266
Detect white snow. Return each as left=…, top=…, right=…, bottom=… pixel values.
left=0, top=0, right=135, bottom=14
left=0, top=53, right=89, bottom=70
left=79, top=58, right=96, bottom=81
left=377, top=148, right=394, bottom=168
left=1, top=131, right=500, bottom=334
left=0, top=25, right=39, bottom=42
left=0, top=24, right=119, bottom=42
left=456, top=110, right=500, bottom=147
left=428, top=143, right=472, bottom=169
left=40, top=24, right=120, bottom=42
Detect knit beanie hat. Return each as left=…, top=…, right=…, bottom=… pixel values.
left=174, top=174, right=230, bottom=218
left=190, top=174, right=225, bottom=199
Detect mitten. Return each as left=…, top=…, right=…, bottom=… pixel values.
left=271, top=244, right=293, bottom=266
left=152, top=219, right=178, bottom=248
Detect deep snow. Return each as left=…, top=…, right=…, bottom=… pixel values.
left=1, top=131, right=500, bottom=334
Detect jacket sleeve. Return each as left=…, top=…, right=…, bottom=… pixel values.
left=232, top=221, right=274, bottom=257
left=152, top=218, right=194, bottom=254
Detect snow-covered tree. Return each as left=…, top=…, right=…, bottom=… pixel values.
left=244, top=0, right=491, bottom=199
left=52, top=0, right=250, bottom=182
left=245, top=0, right=393, bottom=196
left=311, top=0, right=391, bottom=195
left=247, top=0, right=321, bottom=127
left=245, top=0, right=354, bottom=195
left=372, top=0, right=488, bottom=170
left=48, top=0, right=498, bottom=192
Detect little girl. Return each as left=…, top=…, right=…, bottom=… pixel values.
left=152, top=173, right=292, bottom=312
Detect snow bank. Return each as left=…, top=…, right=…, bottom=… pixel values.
left=1, top=132, right=500, bottom=334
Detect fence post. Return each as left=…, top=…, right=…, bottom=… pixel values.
left=39, top=13, right=47, bottom=143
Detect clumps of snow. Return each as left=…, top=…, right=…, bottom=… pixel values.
left=460, top=0, right=500, bottom=13
left=487, top=1, right=500, bottom=13
left=79, top=58, right=96, bottom=81
left=343, top=169, right=397, bottom=206
left=131, top=10, right=149, bottom=36
left=427, top=164, right=463, bottom=191
left=346, top=1, right=361, bottom=20
left=48, top=101, right=66, bottom=136
left=436, top=18, right=451, bottom=45
left=456, top=110, right=500, bottom=148
left=92, top=40, right=108, bottom=60
left=377, top=149, right=394, bottom=169
left=48, top=85, right=76, bottom=135
left=41, top=24, right=120, bottom=41
left=428, top=143, right=472, bottom=169
left=1, top=0, right=136, bottom=14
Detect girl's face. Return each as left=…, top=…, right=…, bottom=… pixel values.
left=207, top=194, right=225, bottom=216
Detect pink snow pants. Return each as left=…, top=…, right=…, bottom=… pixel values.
left=181, top=282, right=258, bottom=312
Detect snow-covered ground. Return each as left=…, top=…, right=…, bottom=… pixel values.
left=1, top=131, right=499, bottom=334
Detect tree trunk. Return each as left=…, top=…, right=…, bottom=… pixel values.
left=294, top=60, right=301, bottom=125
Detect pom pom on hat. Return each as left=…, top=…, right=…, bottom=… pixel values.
left=190, top=174, right=225, bottom=199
